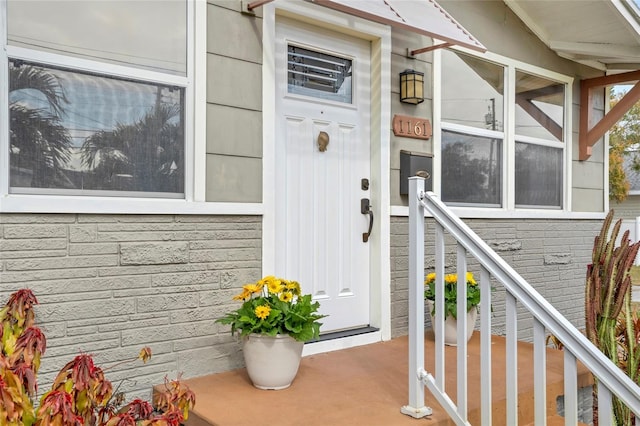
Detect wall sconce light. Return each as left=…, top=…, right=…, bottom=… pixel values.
left=399, top=69, right=424, bottom=105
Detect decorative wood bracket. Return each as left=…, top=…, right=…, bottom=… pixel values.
left=407, top=42, right=453, bottom=58
left=580, top=70, right=640, bottom=161
left=245, top=0, right=274, bottom=12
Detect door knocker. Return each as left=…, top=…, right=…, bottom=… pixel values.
left=317, top=131, right=329, bottom=152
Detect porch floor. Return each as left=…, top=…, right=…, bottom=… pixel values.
left=177, top=332, right=593, bottom=426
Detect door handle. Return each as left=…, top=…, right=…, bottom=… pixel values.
left=361, top=198, right=374, bottom=243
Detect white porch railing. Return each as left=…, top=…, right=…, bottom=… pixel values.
left=401, top=177, right=640, bottom=425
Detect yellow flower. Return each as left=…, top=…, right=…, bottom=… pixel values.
left=444, top=274, right=457, bottom=284
left=257, top=275, right=274, bottom=287
left=243, top=283, right=262, bottom=294
left=232, top=290, right=251, bottom=301
left=285, top=280, right=301, bottom=295
left=279, top=291, right=293, bottom=302
left=425, top=272, right=436, bottom=285
left=266, top=277, right=283, bottom=294
left=255, top=305, right=271, bottom=320
left=424, top=272, right=476, bottom=286
left=466, top=272, right=477, bottom=286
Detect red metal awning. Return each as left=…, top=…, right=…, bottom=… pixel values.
left=246, top=0, right=486, bottom=53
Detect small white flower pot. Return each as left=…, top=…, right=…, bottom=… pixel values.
left=426, top=300, right=478, bottom=346
left=242, top=333, right=304, bottom=390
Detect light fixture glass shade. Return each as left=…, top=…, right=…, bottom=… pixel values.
left=400, top=69, right=425, bottom=104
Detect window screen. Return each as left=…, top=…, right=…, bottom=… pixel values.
left=515, top=142, right=563, bottom=208
left=9, top=60, right=185, bottom=196
left=441, top=130, right=502, bottom=207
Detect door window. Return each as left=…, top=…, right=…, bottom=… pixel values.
left=287, top=45, right=352, bottom=104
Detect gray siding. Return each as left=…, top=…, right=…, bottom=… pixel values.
left=206, top=2, right=263, bottom=203
left=0, top=214, right=261, bottom=398
left=389, top=28, right=435, bottom=207
left=613, top=195, right=640, bottom=220
left=572, top=160, right=605, bottom=212
left=390, top=216, right=601, bottom=339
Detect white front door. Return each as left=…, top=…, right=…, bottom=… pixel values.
left=275, top=18, right=371, bottom=332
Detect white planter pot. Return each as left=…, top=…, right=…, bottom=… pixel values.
left=426, top=300, right=478, bottom=346
left=242, top=333, right=304, bottom=390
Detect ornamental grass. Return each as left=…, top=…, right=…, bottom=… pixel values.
left=586, top=209, right=640, bottom=425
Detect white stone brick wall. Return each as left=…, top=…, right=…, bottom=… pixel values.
left=390, top=217, right=602, bottom=340
left=0, top=213, right=261, bottom=400
left=0, top=212, right=604, bottom=400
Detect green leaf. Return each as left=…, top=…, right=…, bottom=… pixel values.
left=294, top=324, right=315, bottom=342
left=238, top=315, right=255, bottom=325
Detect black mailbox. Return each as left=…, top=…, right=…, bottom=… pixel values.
left=400, top=150, right=433, bottom=195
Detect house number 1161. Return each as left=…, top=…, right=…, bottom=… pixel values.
left=392, top=114, right=432, bottom=140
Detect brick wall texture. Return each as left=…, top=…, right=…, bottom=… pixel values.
left=0, top=213, right=262, bottom=400
left=390, top=217, right=603, bottom=340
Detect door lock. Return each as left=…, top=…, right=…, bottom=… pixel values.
left=361, top=178, right=369, bottom=191
left=361, top=198, right=374, bottom=243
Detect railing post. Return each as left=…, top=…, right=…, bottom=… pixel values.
left=533, top=318, right=547, bottom=425
left=480, top=267, right=492, bottom=426
left=456, top=243, right=468, bottom=421
left=401, top=177, right=432, bottom=419
left=506, top=292, right=518, bottom=424
left=564, top=350, right=578, bottom=425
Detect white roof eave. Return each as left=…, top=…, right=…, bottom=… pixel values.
left=505, top=0, right=640, bottom=70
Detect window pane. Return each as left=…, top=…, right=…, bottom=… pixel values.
left=442, top=50, right=504, bottom=131
left=515, top=142, right=562, bottom=208
left=441, top=131, right=502, bottom=206
left=7, top=1, right=187, bottom=76
left=9, top=60, right=185, bottom=196
left=515, top=71, right=564, bottom=141
left=288, top=45, right=352, bottom=103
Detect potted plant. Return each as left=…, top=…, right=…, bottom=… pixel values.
left=424, top=271, right=480, bottom=345
left=216, top=275, right=326, bottom=390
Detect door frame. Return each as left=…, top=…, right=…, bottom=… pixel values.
left=262, top=0, right=392, bottom=354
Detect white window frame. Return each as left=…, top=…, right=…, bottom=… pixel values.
left=0, top=0, right=259, bottom=215
left=433, top=45, right=573, bottom=216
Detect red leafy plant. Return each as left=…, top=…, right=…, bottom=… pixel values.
left=0, top=289, right=195, bottom=425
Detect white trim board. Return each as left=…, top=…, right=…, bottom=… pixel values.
left=0, top=196, right=263, bottom=215
left=390, top=205, right=606, bottom=220
left=302, top=331, right=382, bottom=357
